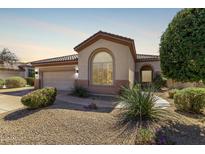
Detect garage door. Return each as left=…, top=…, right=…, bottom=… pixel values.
left=43, top=71, right=75, bottom=91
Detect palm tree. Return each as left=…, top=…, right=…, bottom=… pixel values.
left=0, top=48, right=18, bottom=64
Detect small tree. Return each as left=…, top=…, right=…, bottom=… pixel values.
left=0, top=48, right=18, bottom=64
left=160, top=9, right=205, bottom=82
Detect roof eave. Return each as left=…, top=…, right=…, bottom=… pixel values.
left=136, top=58, right=160, bottom=62
left=0, top=68, right=23, bottom=71
left=74, top=31, right=136, bottom=62
left=31, top=60, right=78, bottom=67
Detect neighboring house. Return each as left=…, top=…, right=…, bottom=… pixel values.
left=32, top=31, right=161, bottom=94
left=0, top=60, right=34, bottom=79
left=18, top=63, right=35, bottom=78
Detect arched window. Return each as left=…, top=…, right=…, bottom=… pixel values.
left=141, top=65, right=153, bottom=83
left=91, top=51, right=113, bottom=85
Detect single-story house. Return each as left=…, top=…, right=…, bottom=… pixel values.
left=32, top=31, right=160, bottom=94
left=0, top=61, right=34, bottom=79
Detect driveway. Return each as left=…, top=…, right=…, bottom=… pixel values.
left=0, top=87, right=34, bottom=114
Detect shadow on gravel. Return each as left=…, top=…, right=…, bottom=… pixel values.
left=113, top=116, right=205, bottom=145
left=155, top=121, right=205, bottom=145
left=175, top=110, right=205, bottom=120
left=4, top=108, right=40, bottom=121
left=4, top=100, right=114, bottom=121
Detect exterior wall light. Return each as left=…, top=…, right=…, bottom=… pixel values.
left=35, top=68, right=39, bottom=79
left=75, top=66, right=79, bottom=74
left=74, top=66, right=79, bottom=79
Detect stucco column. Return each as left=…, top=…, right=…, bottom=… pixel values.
left=34, top=79, right=40, bottom=89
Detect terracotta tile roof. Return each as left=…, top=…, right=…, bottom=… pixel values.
left=74, top=31, right=137, bottom=62
left=136, top=54, right=160, bottom=62
left=31, top=53, right=159, bottom=66
left=18, top=63, right=33, bottom=68
left=74, top=31, right=134, bottom=51
left=31, top=54, right=78, bottom=65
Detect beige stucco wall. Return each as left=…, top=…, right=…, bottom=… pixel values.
left=128, top=50, right=135, bottom=86
left=78, top=39, right=135, bottom=84
left=0, top=70, right=25, bottom=79
left=135, top=60, right=161, bottom=82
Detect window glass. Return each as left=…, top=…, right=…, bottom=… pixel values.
left=92, top=52, right=113, bottom=85
left=28, top=68, right=35, bottom=77
left=141, top=70, right=152, bottom=82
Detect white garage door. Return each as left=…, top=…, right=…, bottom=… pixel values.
left=43, top=71, right=75, bottom=91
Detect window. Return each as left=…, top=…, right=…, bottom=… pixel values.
left=141, top=65, right=153, bottom=83
left=141, top=70, right=152, bottom=82
left=28, top=68, right=35, bottom=77
left=92, top=51, right=113, bottom=85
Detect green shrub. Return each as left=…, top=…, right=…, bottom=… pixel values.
left=0, top=79, right=5, bottom=88
left=174, top=88, right=205, bottom=113
left=71, top=86, right=89, bottom=97
left=135, top=127, right=175, bottom=145
left=21, top=87, right=57, bottom=109
left=153, top=74, right=167, bottom=90
left=25, top=77, right=34, bottom=86
left=119, top=84, right=161, bottom=121
left=141, top=83, right=153, bottom=91
left=5, top=76, right=26, bottom=88
left=135, top=128, right=155, bottom=145
left=168, top=89, right=179, bottom=98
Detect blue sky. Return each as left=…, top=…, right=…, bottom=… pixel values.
left=0, top=8, right=181, bottom=62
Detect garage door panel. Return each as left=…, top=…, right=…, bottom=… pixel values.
left=43, top=71, right=74, bottom=91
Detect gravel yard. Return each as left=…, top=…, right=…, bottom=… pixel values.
left=0, top=100, right=134, bottom=145
left=1, top=90, right=205, bottom=145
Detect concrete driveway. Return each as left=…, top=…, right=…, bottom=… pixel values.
left=0, top=87, right=34, bottom=114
